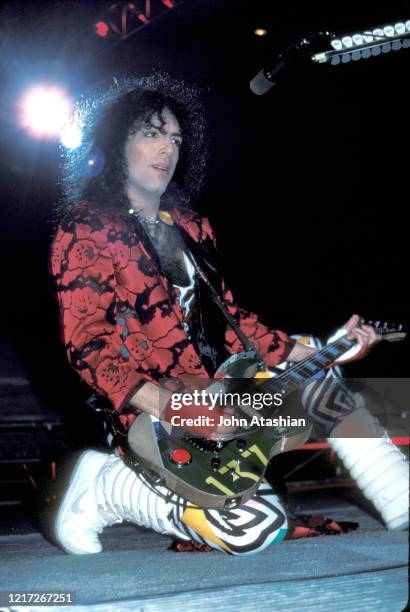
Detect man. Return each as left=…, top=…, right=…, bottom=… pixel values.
left=50, top=74, right=408, bottom=555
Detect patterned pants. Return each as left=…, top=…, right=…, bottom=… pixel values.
left=165, top=480, right=288, bottom=555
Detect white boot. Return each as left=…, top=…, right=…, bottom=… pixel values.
left=328, top=408, right=409, bottom=531
left=55, top=450, right=189, bottom=554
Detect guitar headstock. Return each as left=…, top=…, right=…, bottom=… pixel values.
left=366, top=320, right=407, bottom=343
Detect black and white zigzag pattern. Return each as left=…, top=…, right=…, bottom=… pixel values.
left=169, top=481, right=288, bottom=555
left=294, top=335, right=362, bottom=435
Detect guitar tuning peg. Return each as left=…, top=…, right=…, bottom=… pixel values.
left=375, top=320, right=380, bottom=328
left=368, top=320, right=373, bottom=326
left=382, top=322, right=388, bottom=330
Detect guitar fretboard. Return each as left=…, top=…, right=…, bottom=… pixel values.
left=260, top=335, right=353, bottom=397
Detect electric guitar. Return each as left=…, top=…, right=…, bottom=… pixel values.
left=126, top=322, right=405, bottom=509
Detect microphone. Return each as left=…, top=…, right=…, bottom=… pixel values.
left=250, top=33, right=332, bottom=95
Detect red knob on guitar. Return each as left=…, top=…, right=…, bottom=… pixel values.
left=170, top=448, right=192, bottom=467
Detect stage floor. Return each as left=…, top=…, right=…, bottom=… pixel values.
left=0, top=489, right=408, bottom=611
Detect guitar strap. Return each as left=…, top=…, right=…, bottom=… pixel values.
left=183, top=248, right=267, bottom=372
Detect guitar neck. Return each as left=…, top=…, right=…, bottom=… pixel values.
left=261, top=334, right=354, bottom=396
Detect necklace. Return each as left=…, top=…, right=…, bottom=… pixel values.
left=128, top=208, right=160, bottom=225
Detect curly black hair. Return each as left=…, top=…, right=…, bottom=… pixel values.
left=56, top=72, right=208, bottom=220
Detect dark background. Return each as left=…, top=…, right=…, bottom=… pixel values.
left=0, top=0, right=408, bottom=448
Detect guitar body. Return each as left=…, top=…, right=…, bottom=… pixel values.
left=127, top=350, right=312, bottom=510
left=126, top=322, right=405, bottom=510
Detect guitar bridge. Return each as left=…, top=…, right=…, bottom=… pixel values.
left=184, top=436, right=223, bottom=453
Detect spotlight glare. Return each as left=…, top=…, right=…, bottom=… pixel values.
left=254, top=28, right=267, bottom=37
left=20, top=85, right=72, bottom=139
left=60, top=121, right=83, bottom=149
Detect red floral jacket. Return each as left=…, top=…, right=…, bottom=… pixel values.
left=50, top=202, right=295, bottom=431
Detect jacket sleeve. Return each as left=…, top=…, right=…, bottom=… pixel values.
left=201, top=217, right=296, bottom=368
left=50, top=207, right=149, bottom=414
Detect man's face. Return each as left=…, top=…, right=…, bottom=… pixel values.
left=125, top=107, right=182, bottom=201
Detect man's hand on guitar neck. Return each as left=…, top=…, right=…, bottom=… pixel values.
left=325, top=314, right=381, bottom=367
left=342, top=314, right=381, bottom=359
left=287, top=314, right=380, bottom=364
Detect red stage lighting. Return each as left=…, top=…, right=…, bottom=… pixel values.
left=96, top=21, right=109, bottom=37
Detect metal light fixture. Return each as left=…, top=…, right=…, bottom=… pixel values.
left=311, top=19, right=410, bottom=65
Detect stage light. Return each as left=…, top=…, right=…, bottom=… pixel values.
left=254, top=28, right=268, bottom=37
left=311, top=18, right=410, bottom=64
left=395, top=23, right=406, bottom=35
left=342, top=36, right=353, bottom=48
left=96, top=21, right=109, bottom=37
left=331, top=39, right=343, bottom=50
left=20, top=85, right=72, bottom=139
